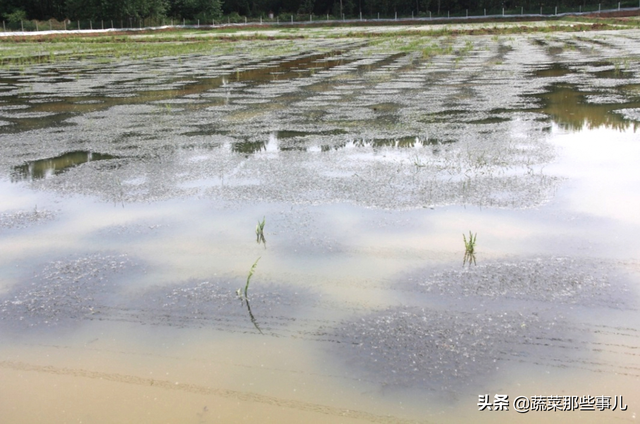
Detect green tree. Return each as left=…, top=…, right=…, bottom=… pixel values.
left=65, top=0, right=168, bottom=20
left=3, top=8, right=26, bottom=22
left=299, top=0, right=314, bottom=13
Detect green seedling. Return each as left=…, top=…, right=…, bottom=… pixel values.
left=243, top=257, right=261, bottom=299
left=256, top=216, right=266, bottom=246
left=463, top=231, right=477, bottom=266
left=463, top=231, right=477, bottom=254
left=256, top=216, right=265, bottom=236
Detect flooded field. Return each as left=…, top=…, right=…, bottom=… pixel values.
left=1, top=23, right=639, bottom=423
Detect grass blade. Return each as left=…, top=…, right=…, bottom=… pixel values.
left=245, top=256, right=261, bottom=299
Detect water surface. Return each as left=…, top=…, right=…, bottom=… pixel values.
left=1, top=28, right=639, bottom=424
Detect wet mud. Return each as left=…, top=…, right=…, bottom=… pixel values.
left=1, top=32, right=637, bottom=210
left=325, top=307, right=580, bottom=392
left=323, top=254, right=639, bottom=394
left=0, top=35, right=566, bottom=209
left=124, top=278, right=318, bottom=335
left=0, top=253, right=138, bottom=330
left=412, top=257, right=636, bottom=308
left=0, top=253, right=316, bottom=337
left=0, top=206, right=55, bottom=229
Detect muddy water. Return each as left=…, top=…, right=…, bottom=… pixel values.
left=1, top=29, right=640, bottom=423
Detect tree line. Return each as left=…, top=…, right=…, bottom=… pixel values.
left=0, top=0, right=633, bottom=23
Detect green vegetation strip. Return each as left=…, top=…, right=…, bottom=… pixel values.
left=0, top=17, right=634, bottom=68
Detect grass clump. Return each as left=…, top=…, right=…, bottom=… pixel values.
left=256, top=216, right=266, bottom=246
left=463, top=231, right=477, bottom=266
left=463, top=231, right=477, bottom=254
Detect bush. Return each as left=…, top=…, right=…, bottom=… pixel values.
left=278, top=12, right=295, bottom=22
left=227, top=12, right=243, bottom=23
left=3, top=9, right=27, bottom=23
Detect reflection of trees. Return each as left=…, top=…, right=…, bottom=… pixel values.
left=11, top=151, right=114, bottom=182
left=372, top=136, right=417, bottom=148
left=534, top=64, right=571, bottom=78
left=320, top=137, right=456, bottom=152
left=538, top=84, right=640, bottom=132
left=233, top=140, right=266, bottom=154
